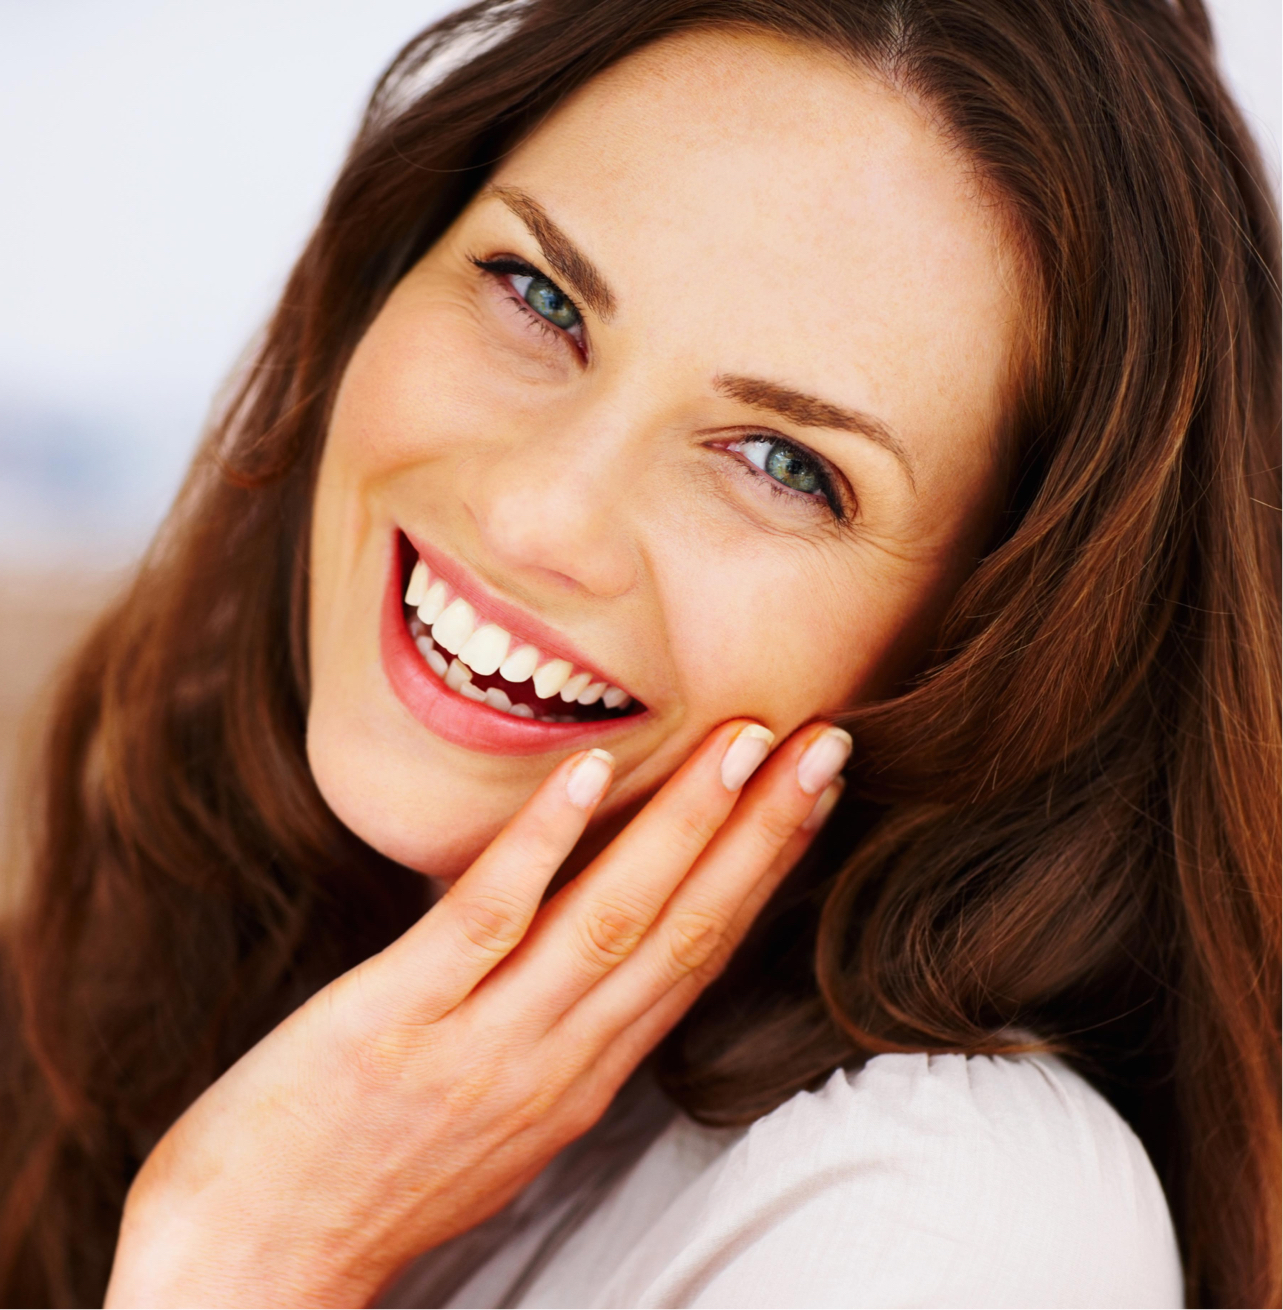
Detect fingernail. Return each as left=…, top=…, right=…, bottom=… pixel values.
left=796, top=727, right=852, bottom=796
left=566, top=749, right=614, bottom=809
left=720, top=723, right=775, bottom=791
left=802, top=777, right=845, bottom=831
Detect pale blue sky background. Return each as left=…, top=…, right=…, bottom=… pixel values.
left=0, top=0, right=1278, bottom=567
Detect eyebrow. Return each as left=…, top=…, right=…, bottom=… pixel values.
left=483, top=184, right=617, bottom=320
left=715, top=374, right=916, bottom=488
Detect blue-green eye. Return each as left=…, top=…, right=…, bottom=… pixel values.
left=473, top=255, right=584, bottom=342
left=735, top=436, right=828, bottom=497
left=509, top=271, right=580, bottom=331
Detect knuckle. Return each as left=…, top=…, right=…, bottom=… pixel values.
left=669, top=807, right=722, bottom=856
left=559, top=1083, right=610, bottom=1140
left=689, top=941, right=734, bottom=989
left=751, top=802, right=801, bottom=851
left=509, top=826, right=572, bottom=874
left=580, top=903, right=648, bottom=964
left=664, top=907, right=727, bottom=975
left=449, top=890, right=529, bottom=960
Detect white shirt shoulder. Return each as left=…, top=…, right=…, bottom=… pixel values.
left=516, top=1052, right=1184, bottom=1309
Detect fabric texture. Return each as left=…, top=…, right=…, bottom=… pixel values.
left=388, top=1053, right=1184, bottom=1309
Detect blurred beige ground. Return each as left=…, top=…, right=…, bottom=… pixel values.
left=0, top=569, right=120, bottom=914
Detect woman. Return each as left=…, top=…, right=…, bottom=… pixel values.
left=1, top=0, right=1277, bottom=1305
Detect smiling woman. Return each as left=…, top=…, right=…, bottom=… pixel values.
left=306, top=47, right=1014, bottom=876
left=0, top=1, right=1278, bottom=1308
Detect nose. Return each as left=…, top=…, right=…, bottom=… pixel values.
left=463, top=399, right=643, bottom=600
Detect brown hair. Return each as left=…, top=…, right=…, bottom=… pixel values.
left=2, top=0, right=1277, bottom=1305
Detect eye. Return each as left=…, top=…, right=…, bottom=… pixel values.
left=471, top=255, right=583, bottom=343
left=508, top=271, right=580, bottom=331
left=729, top=435, right=838, bottom=506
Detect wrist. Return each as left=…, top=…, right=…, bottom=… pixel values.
left=106, top=1168, right=392, bottom=1309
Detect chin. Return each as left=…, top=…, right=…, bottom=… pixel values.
left=305, top=702, right=532, bottom=881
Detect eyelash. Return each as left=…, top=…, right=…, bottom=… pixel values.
left=470, top=254, right=586, bottom=352
left=470, top=253, right=850, bottom=524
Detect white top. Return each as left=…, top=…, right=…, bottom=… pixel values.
left=389, top=1053, right=1184, bottom=1309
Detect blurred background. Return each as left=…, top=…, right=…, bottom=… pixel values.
left=0, top=0, right=1278, bottom=873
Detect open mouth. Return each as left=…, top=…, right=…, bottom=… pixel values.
left=396, top=533, right=645, bottom=728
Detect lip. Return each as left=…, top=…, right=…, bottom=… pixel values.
left=380, top=534, right=646, bottom=756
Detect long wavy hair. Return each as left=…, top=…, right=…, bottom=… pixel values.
left=1, top=0, right=1277, bottom=1305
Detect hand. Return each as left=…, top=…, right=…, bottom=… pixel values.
left=105, top=719, right=851, bottom=1308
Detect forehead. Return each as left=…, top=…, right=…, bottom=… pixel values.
left=490, top=30, right=1024, bottom=481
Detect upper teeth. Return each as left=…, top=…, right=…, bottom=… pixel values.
left=431, top=597, right=475, bottom=654
left=404, top=556, right=631, bottom=714
left=532, top=658, right=574, bottom=699
left=459, top=623, right=509, bottom=675
left=406, top=560, right=429, bottom=607
left=499, top=644, right=539, bottom=682
left=418, top=579, right=448, bottom=625
left=559, top=671, right=592, bottom=703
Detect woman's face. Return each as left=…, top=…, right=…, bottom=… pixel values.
left=307, top=31, right=1024, bottom=877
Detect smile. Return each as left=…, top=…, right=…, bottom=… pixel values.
left=380, top=531, right=646, bottom=755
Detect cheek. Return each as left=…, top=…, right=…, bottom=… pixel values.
left=329, top=295, right=496, bottom=476
left=662, top=545, right=917, bottom=733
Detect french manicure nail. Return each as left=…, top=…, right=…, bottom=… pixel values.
left=720, top=723, right=775, bottom=791
left=566, top=749, right=614, bottom=809
left=796, top=727, right=853, bottom=795
left=802, top=777, right=845, bottom=831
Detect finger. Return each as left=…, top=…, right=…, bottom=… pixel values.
left=486, top=719, right=777, bottom=1019
left=374, top=748, right=616, bottom=1022
left=563, top=729, right=851, bottom=1046
left=801, top=774, right=845, bottom=834
left=757, top=773, right=845, bottom=885
left=559, top=781, right=846, bottom=1098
